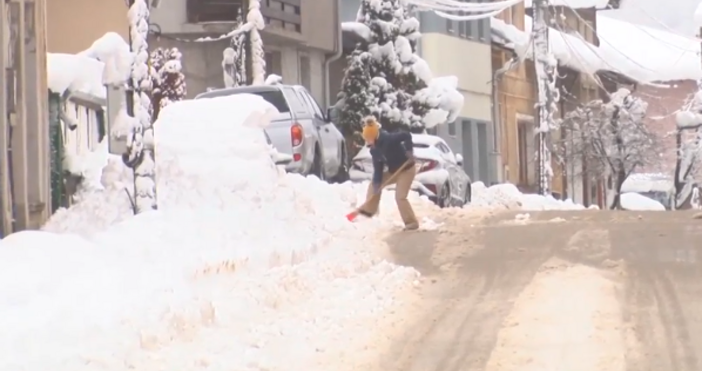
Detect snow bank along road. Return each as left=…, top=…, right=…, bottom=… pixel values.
left=369, top=210, right=702, bottom=371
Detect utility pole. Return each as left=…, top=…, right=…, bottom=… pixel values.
left=0, top=0, right=11, bottom=235
left=531, top=0, right=559, bottom=196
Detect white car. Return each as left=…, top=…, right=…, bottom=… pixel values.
left=349, top=133, right=472, bottom=207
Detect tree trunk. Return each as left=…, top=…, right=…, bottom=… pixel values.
left=609, top=168, right=626, bottom=210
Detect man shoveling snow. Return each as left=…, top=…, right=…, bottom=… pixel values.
left=352, top=117, right=419, bottom=230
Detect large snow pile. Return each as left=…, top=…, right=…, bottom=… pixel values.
left=470, top=182, right=587, bottom=210
left=3, top=94, right=419, bottom=371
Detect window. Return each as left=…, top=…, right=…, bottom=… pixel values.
left=448, top=120, right=456, bottom=136
left=477, top=122, right=488, bottom=182
left=462, top=120, right=475, bottom=179
left=436, top=142, right=451, bottom=154
left=299, top=54, right=311, bottom=92
left=517, top=121, right=529, bottom=185
left=298, top=90, right=324, bottom=119
left=265, top=50, right=283, bottom=77
left=446, top=18, right=454, bottom=33
left=458, top=14, right=466, bottom=37
left=283, top=87, right=307, bottom=113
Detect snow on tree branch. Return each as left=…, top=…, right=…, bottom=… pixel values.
left=336, top=0, right=463, bottom=140
left=247, top=0, right=266, bottom=85
left=126, top=0, right=157, bottom=212
left=558, top=88, right=655, bottom=209
left=672, top=79, right=702, bottom=209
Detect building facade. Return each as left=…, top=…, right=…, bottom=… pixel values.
left=492, top=1, right=602, bottom=204
left=47, top=0, right=342, bottom=105
left=419, top=11, right=496, bottom=185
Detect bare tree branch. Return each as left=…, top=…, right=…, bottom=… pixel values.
left=556, top=88, right=657, bottom=209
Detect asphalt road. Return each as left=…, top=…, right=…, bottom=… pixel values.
left=375, top=210, right=702, bottom=371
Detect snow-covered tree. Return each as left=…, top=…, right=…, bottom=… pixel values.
left=337, top=48, right=374, bottom=151
left=125, top=0, right=157, bottom=212
left=336, top=0, right=462, bottom=137
left=559, top=88, right=655, bottom=209
left=222, top=9, right=246, bottom=88
left=149, top=47, right=186, bottom=119
left=672, top=80, right=702, bottom=208
left=247, top=0, right=266, bottom=84
left=358, top=0, right=428, bottom=132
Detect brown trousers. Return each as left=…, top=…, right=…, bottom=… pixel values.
left=363, top=166, right=419, bottom=227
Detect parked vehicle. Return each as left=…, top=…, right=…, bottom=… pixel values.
left=195, top=85, right=349, bottom=182
left=265, top=131, right=293, bottom=166
left=350, top=133, right=472, bottom=207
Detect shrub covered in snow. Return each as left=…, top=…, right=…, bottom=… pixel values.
left=149, top=47, right=186, bottom=119
left=558, top=88, right=655, bottom=209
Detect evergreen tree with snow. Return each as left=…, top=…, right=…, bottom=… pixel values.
left=337, top=48, right=374, bottom=152
left=336, top=0, right=461, bottom=136
left=149, top=47, right=186, bottom=120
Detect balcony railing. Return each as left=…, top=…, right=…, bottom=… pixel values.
left=187, top=0, right=301, bottom=33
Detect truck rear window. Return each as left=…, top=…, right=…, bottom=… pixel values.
left=248, top=91, right=290, bottom=113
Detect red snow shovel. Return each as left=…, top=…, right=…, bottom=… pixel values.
left=346, top=160, right=413, bottom=222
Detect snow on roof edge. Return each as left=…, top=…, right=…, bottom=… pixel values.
left=490, top=16, right=700, bottom=84
left=47, top=53, right=107, bottom=98
left=523, top=0, right=610, bottom=8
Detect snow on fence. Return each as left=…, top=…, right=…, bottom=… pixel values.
left=59, top=92, right=106, bottom=160
left=47, top=53, right=110, bottom=211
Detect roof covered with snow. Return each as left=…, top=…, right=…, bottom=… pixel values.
left=523, top=0, right=610, bottom=8
left=47, top=53, right=107, bottom=97
left=491, top=14, right=702, bottom=84
left=597, top=15, right=702, bottom=82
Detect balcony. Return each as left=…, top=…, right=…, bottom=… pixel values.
left=186, top=0, right=301, bottom=33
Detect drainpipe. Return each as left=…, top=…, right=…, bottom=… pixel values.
left=323, top=0, right=343, bottom=109
left=491, top=69, right=507, bottom=184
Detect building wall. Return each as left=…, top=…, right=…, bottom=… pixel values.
left=149, top=0, right=337, bottom=53
left=150, top=36, right=327, bottom=102
left=420, top=33, right=495, bottom=183
left=47, top=0, right=128, bottom=53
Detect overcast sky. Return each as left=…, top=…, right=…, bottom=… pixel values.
left=601, top=0, right=700, bottom=36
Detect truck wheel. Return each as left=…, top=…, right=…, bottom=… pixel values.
left=331, top=147, right=350, bottom=183
left=438, top=183, right=451, bottom=208
left=311, top=147, right=325, bottom=181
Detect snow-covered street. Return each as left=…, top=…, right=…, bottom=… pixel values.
left=0, top=93, right=626, bottom=371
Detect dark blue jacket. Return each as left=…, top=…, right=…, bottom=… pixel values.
left=370, top=130, right=413, bottom=184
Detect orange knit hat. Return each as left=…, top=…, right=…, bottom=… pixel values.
left=362, top=116, right=380, bottom=143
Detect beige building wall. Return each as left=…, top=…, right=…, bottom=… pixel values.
left=420, top=33, right=492, bottom=122
left=47, top=0, right=128, bottom=53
